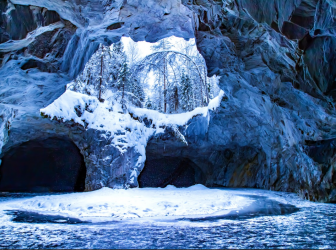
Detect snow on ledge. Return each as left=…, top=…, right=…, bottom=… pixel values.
left=40, top=89, right=225, bottom=141
left=129, top=90, right=225, bottom=128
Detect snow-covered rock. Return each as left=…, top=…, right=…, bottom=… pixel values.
left=39, top=89, right=224, bottom=189
left=0, top=106, right=15, bottom=165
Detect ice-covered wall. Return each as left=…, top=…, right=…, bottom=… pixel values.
left=0, top=0, right=336, bottom=201
left=186, top=0, right=336, bottom=202
left=0, top=105, right=14, bottom=165
left=0, top=0, right=194, bottom=161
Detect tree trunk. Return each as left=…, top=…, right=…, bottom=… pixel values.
left=163, top=41, right=167, bottom=113
left=122, top=82, right=125, bottom=100
left=199, top=75, right=203, bottom=107
left=99, top=53, right=103, bottom=102
left=164, top=57, right=166, bottom=113
left=175, top=88, right=178, bottom=112
left=204, top=66, right=209, bottom=104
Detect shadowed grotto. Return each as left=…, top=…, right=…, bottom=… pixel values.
left=138, top=155, right=205, bottom=188
left=0, top=137, right=86, bottom=192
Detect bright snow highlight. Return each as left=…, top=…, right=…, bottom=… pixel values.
left=7, top=185, right=254, bottom=220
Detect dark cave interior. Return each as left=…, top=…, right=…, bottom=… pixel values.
left=0, top=137, right=86, bottom=192
left=138, top=155, right=205, bottom=188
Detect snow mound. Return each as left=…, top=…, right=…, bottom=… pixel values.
left=8, top=185, right=253, bottom=221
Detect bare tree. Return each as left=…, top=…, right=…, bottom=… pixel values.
left=131, top=50, right=208, bottom=107
left=127, top=40, right=141, bottom=67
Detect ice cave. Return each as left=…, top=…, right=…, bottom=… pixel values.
left=0, top=0, right=336, bottom=248
left=138, top=156, right=206, bottom=188
left=0, top=137, right=86, bottom=192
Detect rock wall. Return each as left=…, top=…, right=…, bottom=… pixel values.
left=184, top=0, right=336, bottom=202
left=0, top=0, right=336, bottom=201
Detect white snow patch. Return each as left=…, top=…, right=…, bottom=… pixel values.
left=129, top=90, right=225, bottom=128
left=7, top=185, right=254, bottom=221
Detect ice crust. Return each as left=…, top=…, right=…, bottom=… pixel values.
left=6, top=185, right=254, bottom=220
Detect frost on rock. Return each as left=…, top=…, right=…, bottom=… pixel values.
left=0, top=106, right=15, bottom=164
left=40, top=89, right=225, bottom=188
left=0, top=22, right=65, bottom=53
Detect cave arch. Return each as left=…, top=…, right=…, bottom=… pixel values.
left=138, top=155, right=205, bottom=188
left=0, top=137, right=86, bottom=192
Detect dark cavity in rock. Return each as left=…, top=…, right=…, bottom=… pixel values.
left=0, top=137, right=86, bottom=192
left=138, top=156, right=205, bottom=188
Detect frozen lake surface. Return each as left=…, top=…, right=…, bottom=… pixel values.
left=0, top=187, right=335, bottom=249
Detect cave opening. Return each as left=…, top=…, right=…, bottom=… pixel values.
left=0, top=137, right=86, bottom=192
left=68, top=35, right=221, bottom=114
left=138, top=155, right=205, bottom=188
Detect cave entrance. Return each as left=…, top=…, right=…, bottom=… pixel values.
left=0, top=137, right=86, bottom=192
left=138, top=156, right=205, bottom=188
left=68, top=36, right=220, bottom=113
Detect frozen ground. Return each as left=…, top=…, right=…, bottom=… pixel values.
left=0, top=187, right=335, bottom=249
left=3, top=185, right=254, bottom=221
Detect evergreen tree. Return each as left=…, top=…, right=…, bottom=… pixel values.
left=69, top=43, right=119, bottom=100
left=180, top=71, right=193, bottom=111
left=118, top=60, right=129, bottom=102
left=145, top=97, right=153, bottom=109
left=129, top=78, right=145, bottom=102
left=108, top=42, right=127, bottom=89
left=69, top=41, right=141, bottom=103
left=172, top=85, right=179, bottom=112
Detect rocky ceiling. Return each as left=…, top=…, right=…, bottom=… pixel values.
left=0, top=0, right=336, bottom=201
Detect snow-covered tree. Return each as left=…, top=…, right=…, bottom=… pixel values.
left=145, top=97, right=154, bottom=110
left=69, top=41, right=146, bottom=107
left=117, top=60, right=129, bottom=100
left=69, top=37, right=219, bottom=113
left=128, top=78, right=145, bottom=102
left=151, top=39, right=173, bottom=113
left=180, top=71, right=193, bottom=112
left=131, top=50, right=206, bottom=112
left=126, top=40, right=141, bottom=67
left=68, top=44, right=113, bottom=101
left=169, top=85, right=179, bottom=112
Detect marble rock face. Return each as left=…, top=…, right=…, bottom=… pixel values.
left=0, top=0, right=336, bottom=202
